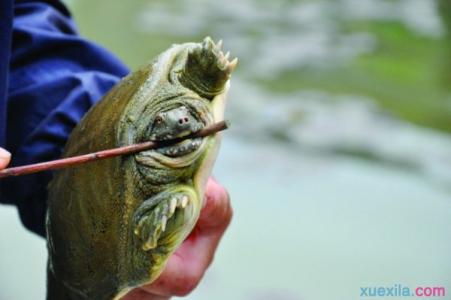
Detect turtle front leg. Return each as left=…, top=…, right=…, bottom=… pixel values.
left=132, top=186, right=199, bottom=252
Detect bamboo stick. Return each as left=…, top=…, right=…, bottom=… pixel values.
left=0, top=120, right=229, bottom=179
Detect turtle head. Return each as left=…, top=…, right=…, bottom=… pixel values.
left=127, top=37, right=237, bottom=170
left=147, top=105, right=204, bottom=157
left=149, top=105, right=202, bottom=141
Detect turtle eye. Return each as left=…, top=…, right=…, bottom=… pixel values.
left=155, top=115, right=164, bottom=124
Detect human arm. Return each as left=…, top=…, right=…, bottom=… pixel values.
left=1, top=0, right=128, bottom=236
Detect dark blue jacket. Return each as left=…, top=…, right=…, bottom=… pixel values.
left=0, top=0, right=129, bottom=237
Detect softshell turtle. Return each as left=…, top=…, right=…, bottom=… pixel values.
left=46, top=37, right=236, bottom=300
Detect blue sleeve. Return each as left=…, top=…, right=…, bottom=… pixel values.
left=1, top=0, right=130, bottom=237
left=0, top=0, right=13, bottom=147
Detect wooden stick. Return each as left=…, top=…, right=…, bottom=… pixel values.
left=0, top=120, right=229, bottom=179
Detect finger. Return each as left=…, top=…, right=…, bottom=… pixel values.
left=121, top=288, right=169, bottom=300
left=196, top=177, right=233, bottom=234
left=0, top=148, right=11, bottom=170
left=140, top=178, right=232, bottom=297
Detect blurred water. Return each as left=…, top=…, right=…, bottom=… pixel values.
left=2, top=0, right=451, bottom=299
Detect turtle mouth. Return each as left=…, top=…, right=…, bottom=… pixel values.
left=150, top=124, right=205, bottom=158
left=135, top=133, right=207, bottom=168
left=155, top=137, right=203, bottom=157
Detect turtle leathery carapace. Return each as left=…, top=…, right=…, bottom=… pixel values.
left=45, top=37, right=236, bottom=300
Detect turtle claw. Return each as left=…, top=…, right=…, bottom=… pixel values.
left=216, top=39, right=223, bottom=51
left=179, top=195, right=189, bottom=208
left=161, top=215, right=167, bottom=232
left=228, top=57, right=238, bottom=73
left=143, top=227, right=160, bottom=250
left=202, top=36, right=214, bottom=51
left=169, top=197, right=177, bottom=215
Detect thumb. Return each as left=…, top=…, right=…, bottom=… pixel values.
left=0, top=148, right=11, bottom=170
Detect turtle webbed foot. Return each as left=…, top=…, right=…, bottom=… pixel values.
left=133, top=192, right=192, bottom=251
left=179, top=37, right=237, bottom=99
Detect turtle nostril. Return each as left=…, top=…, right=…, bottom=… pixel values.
left=179, top=117, right=189, bottom=124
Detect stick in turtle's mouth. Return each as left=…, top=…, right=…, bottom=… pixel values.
left=155, top=137, right=203, bottom=157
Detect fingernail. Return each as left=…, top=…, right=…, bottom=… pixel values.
left=0, top=148, right=11, bottom=166
left=0, top=148, right=10, bottom=159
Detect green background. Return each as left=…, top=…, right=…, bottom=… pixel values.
left=1, top=0, right=451, bottom=299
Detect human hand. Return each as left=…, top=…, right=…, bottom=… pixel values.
left=0, top=148, right=11, bottom=170
left=122, top=177, right=232, bottom=300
